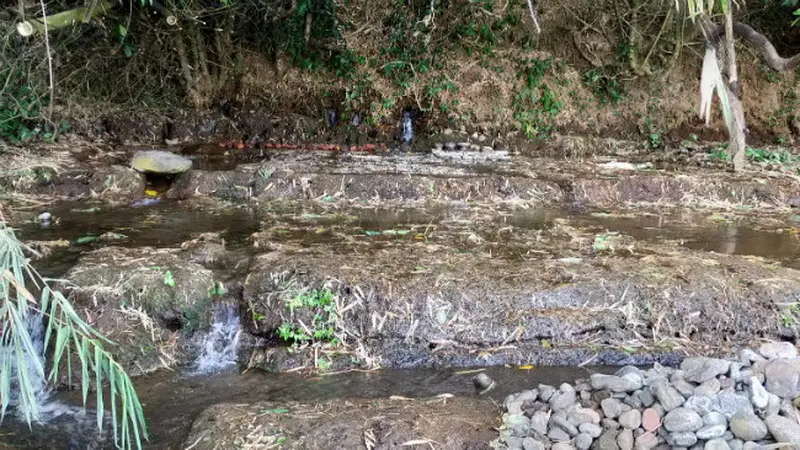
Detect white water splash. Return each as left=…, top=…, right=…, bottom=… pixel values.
left=401, top=111, right=414, bottom=144
left=191, top=303, right=242, bottom=375
left=2, top=311, right=89, bottom=425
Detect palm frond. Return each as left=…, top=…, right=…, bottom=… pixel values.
left=0, top=220, right=148, bottom=450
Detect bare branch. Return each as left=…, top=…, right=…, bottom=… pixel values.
left=525, top=0, right=541, bottom=34
left=706, top=20, right=800, bottom=73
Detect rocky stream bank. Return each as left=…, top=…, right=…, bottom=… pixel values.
left=494, top=343, right=800, bottom=450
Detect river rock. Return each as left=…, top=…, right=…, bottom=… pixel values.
left=765, top=414, right=800, bottom=447
left=549, top=426, right=572, bottom=442
left=704, top=439, right=731, bottom=450
left=728, top=412, right=767, bottom=441
left=634, top=432, right=659, bottom=449
left=766, top=393, right=781, bottom=416
left=551, top=415, right=579, bottom=437
left=595, top=429, right=620, bottom=450
left=601, top=398, right=628, bottom=419
left=506, top=390, right=538, bottom=415
left=617, top=428, right=633, bottom=450
left=684, top=395, right=716, bottom=415
left=695, top=379, right=722, bottom=397
left=739, top=443, right=760, bottom=450
left=663, top=408, right=703, bottom=432
left=580, top=422, right=603, bottom=438
left=682, top=358, right=731, bottom=383
left=131, top=150, right=192, bottom=174
left=654, top=382, right=686, bottom=411
left=506, top=414, right=531, bottom=436
left=507, top=436, right=524, bottom=449
left=522, top=437, right=545, bottom=450
left=758, top=342, right=797, bottom=360
left=539, top=384, right=556, bottom=402
left=748, top=377, right=769, bottom=409
left=764, top=358, right=800, bottom=399
left=569, top=407, right=601, bottom=426
left=530, top=411, right=549, bottom=435
left=552, top=444, right=575, bottom=450
left=550, top=384, right=577, bottom=411
left=697, top=424, right=727, bottom=439
left=740, top=349, right=765, bottom=366
left=638, top=388, right=656, bottom=407
left=667, top=431, right=698, bottom=447
left=575, top=432, right=593, bottom=450
left=704, top=412, right=727, bottom=427
left=618, top=410, right=641, bottom=430
left=642, top=408, right=661, bottom=432
left=716, top=388, right=754, bottom=417
left=729, top=363, right=744, bottom=383
left=591, top=374, right=642, bottom=393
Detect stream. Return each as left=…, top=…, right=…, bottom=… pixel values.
left=3, top=199, right=800, bottom=449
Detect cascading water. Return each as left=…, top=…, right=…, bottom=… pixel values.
left=401, top=110, right=414, bottom=144
left=0, top=310, right=105, bottom=449
left=190, top=302, right=242, bottom=375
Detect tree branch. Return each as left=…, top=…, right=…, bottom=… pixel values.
left=706, top=19, right=800, bottom=73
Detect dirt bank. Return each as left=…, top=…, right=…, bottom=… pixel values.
left=182, top=397, right=498, bottom=450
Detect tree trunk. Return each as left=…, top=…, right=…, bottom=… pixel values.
left=724, top=5, right=746, bottom=171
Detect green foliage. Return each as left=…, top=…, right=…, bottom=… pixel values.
left=0, top=69, right=68, bottom=144
left=512, top=57, right=563, bottom=140
left=635, top=100, right=662, bottom=149
left=209, top=281, right=226, bottom=297
left=745, top=147, right=792, bottom=163
left=0, top=221, right=147, bottom=450
left=276, top=288, right=339, bottom=347
left=582, top=70, right=627, bottom=106
left=780, top=297, right=800, bottom=327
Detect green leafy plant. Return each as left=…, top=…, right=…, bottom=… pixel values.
left=745, top=147, right=792, bottom=164
left=583, top=69, right=627, bottom=105
left=162, top=270, right=175, bottom=288
left=636, top=100, right=662, bottom=149
left=209, top=281, right=226, bottom=297
left=512, top=57, right=563, bottom=140
left=0, top=220, right=147, bottom=450
left=276, top=288, right=339, bottom=347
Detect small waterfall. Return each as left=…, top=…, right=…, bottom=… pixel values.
left=190, top=303, right=242, bottom=375
left=401, top=111, right=414, bottom=144
left=1, top=310, right=89, bottom=427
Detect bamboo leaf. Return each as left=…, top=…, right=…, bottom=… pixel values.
left=109, top=365, right=119, bottom=447
left=95, top=344, right=104, bottom=432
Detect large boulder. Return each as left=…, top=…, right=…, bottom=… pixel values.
left=131, top=150, right=193, bottom=174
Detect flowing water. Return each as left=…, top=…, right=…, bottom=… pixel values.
left=189, top=303, right=242, bottom=375
left=4, top=200, right=800, bottom=448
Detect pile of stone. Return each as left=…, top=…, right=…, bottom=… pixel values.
left=493, top=342, right=800, bottom=450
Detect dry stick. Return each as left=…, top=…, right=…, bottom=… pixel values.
left=39, top=0, right=55, bottom=137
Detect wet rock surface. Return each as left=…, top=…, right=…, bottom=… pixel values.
left=130, top=150, right=193, bottom=174
left=494, top=349, right=800, bottom=450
